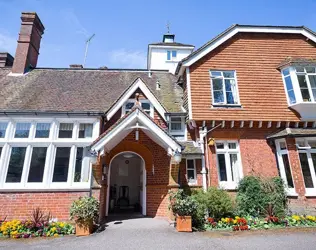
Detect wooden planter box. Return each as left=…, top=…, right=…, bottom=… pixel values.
left=176, top=216, right=192, bottom=232
left=75, top=220, right=93, bottom=236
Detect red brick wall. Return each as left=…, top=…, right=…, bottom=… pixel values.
left=207, top=127, right=279, bottom=187
left=0, top=190, right=100, bottom=221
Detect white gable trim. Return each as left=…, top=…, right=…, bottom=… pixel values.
left=91, top=109, right=181, bottom=153
left=182, top=26, right=316, bottom=69
left=106, top=78, right=167, bottom=121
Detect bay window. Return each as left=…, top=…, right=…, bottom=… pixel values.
left=282, top=66, right=316, bottom=104
left=215, top=141, right=243, bottom=189
left=296, top=138, right=316, bottom=196
left=210, top=70, right=239, bottom=105
left=0, top=118, right=99, bottom=190
left=275, top=139, right=296, bottom=196
left=169, top=117, right=185, bottom=141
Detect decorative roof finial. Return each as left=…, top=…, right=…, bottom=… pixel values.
left=167, top=21, right=170, bottom=34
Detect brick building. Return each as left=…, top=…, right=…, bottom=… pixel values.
left=0, top=13, right=316, bottom=221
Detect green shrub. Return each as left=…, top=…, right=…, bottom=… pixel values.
left=70, top=196, right=99, bottom=225
left=236, top=176, right=287, bottom=217
left=192, top=187, right=234, bottom=219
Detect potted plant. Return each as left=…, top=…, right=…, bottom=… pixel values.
left=169, top=190, right=197, bottom=232
left=70, top=196, right=99, bottom=236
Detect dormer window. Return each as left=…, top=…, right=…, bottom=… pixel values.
left=169, top=117, right=185, bottom=141
left=167, top=50, right=177, bottom=61
left=282, top=66, right=316, bottom=104
left=122, top=99, right=153, bottom=117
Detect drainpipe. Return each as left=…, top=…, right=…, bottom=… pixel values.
left=199, top=123, right=222, bottom=191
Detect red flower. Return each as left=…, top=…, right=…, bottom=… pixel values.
left=237, top=218, right=247, bottom=226
left=233, top=225, right=239, bottom=231
left=207, top=217, right=214, bottom=223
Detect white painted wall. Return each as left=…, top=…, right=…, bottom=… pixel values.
left=110, top=156, right=142, bottom=206
left=149, top=47, right=193, bottom=73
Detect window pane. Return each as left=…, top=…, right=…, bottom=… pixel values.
left=172, top=50, right=177, bottom=58
left=171, top=122, right=181, bottom=131
left=217, top=154, right=227, bottom=181
left=210, top=71, right=222, bottom=77
left=279, top=141, right=287, bottom=150
left=282, top=68, right=290, bottom=76
left=53, top=147, right=71, bottom=182
left=58, top=123, right=73, bottom=138
left=312, top=153, right=316, bottom=180
left=284, top=75, right=294, bottom=91
left=296, top=67, right=305, bottom=73
left=187, top=169, right=195, bottom=181
left=298, top=75, right=308, bottom=88
left=212, top=78, right=223, bottom=90
left=228, top=143, right=237, bottom=149
left=226, top=92, right=236, bottom=104
left=15, top=123, right=31, bottom=138
left=306, top=67, right=316, bottom=73
left=288, top=90, right=296, bottom=104
left=223, top=71, right=234, bottom=78
left=79, top=124, right=93, bottom=138
left=125, top=102, right=134, bottom=110
left=0, top=147, right=2, bottom=157
left=230, top=154, right=238, bottom=182
left=299, top=153, right=313, bottom=188
left=308, top=141, right=316, bottom=149
left=74, top=148, right=84, bottom=182
left=6, top=147, right=26, bottom=183
left=282, top=154, right=294, bottom=188
left=28, top=147, right=47, bottom=182
left=187, top=159, right=194, bottom=169
left=216, top=142, right=224, bottom=149
left=141, top=102, right=150, bottom=110
left=35, top=123, right=50, bottom=138
left=167, top=51, right=171, bottom=60
left=0, top=122, right=8, bottom=138
left=214, top=91, right=224, bottom=103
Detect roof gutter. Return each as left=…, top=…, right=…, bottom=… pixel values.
left=0, top=110, right=106, bottom=117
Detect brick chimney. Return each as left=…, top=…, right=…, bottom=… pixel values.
left=12, top=12, right=45, bottom=74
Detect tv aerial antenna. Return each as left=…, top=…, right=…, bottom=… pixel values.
left=83, top=33, right=95, bottom=67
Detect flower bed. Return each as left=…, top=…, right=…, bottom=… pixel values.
left=0, top=219, right=74, bottom=238
left=205, top=215, right=316, bottom=231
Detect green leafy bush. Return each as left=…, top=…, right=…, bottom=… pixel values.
left=168, top=189, right=198, bottom=216
left=192, top=187, right=234, bottom=219
left=236, top=176, right=287, bottom=217
left=70, top=196, right=99, bottom=225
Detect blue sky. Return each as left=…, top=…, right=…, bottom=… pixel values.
left=1, top=0, right=316, bottom=69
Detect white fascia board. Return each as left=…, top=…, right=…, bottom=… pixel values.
left=182, top=26, right=316, bottom=68
left=186, top=67, right=193, bottom=120
left=92, top=109, right=181, bottom=153
left=106, top=78, right=167, bottom=121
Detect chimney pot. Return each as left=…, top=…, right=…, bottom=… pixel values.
left=0, top=53, right=14, bottom=67
left=69, top=64, right=83, bottom=69
left=12, top=12, right=45, bottom=74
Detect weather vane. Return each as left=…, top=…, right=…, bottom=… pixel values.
left=167, top=21, right=170, bottom=34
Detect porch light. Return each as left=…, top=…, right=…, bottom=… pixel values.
left=173, top=150, right=182, bottom=164
left=123, top=153, right=134, bottom=158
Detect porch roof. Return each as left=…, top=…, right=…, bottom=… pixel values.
left=267, top=128, right=316, bottom=140
left=90, top=106, right=182, bottom=154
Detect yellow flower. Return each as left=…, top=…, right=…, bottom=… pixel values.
left=233, top=219, right=237, bottom=224
left=54, top=233, right=59, bottom=237
left=292, top=215, right=300, bottom=221
left=235, top=216, right=240, bottom=220
left=51, top=227, right=57, bottom=232
left=221, top=218, right=225, bottom=222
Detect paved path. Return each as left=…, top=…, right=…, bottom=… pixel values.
left=1, top=216, right=316, bottom=250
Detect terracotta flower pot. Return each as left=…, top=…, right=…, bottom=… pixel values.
left=176, top=216, right=192, bottom=232
left=75, top=219, right=93, bottom=236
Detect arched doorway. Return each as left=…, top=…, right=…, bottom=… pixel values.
left=106, top=151, right=146, bottom=216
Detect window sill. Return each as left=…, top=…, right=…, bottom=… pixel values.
left=305, top=189, right=316, bottom=197
left=219, top=182, right=238, bottom=190
left=188, top=182, right=198, bottom=186
left=212, top=104, right=242, bottom=109
left=0, top=186, right=91, bottom=192
left=286, top=190, right=298, bottom=197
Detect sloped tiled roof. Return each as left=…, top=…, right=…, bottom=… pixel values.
left=149, top=42, right=194, bottom=47
left=0, top=68, right=183, bottom=113
left=267, top=128, right=316, bottom=140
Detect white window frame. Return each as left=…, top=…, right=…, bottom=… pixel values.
left=215, top=140, right=243, bottom=190
left=296, top=137, right=316, bottom=196
left=169, top=116, right=186, bottom=141
left=0, top=117, right=99, bottom=191
left=167, top=50, right=177, bottom=61
left=275, top=139, right=297, bottom=196
left=122, top=99, right=154, bottom=118
left=210, top=70, right=240, bottom=106
left=281, top=66, right=316, bottom=105
left=186, top=158, right=197, bottom=185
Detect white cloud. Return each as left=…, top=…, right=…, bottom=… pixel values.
left=108, top=49, right=147, bottom=69
left=0, top=33, right=16, bottom=54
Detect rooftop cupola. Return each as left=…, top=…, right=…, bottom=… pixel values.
left=163, top=34, right=175, bottom=43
